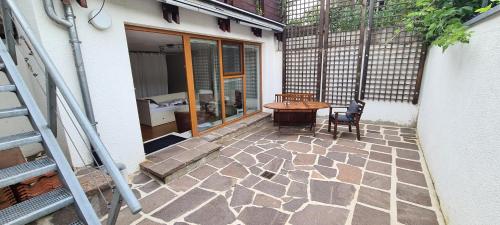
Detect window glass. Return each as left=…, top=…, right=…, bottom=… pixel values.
left=222, top=43, right=242, bottom=74
left=190, top=39, right=222, bottom=131
left=244, top=45, right=261, bottom=113
left=224, top=78, right=244, bottom=121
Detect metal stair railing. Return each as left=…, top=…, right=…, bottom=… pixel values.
left=0, top=0, right=142, bottom=223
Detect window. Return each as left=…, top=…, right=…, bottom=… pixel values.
left=244, top=44, right=261, bottom=113
left=222, top=42, right=242, bottom=75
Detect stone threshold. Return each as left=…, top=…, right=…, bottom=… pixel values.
left=140, top=112, right=271, bottom=183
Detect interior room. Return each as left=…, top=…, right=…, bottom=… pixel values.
left=125, top=29, right=190, bottom=153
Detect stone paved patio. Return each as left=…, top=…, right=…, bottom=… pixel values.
left=112, top=118, right=445, bottom=225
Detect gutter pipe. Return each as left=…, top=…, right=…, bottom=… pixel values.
left=42, top=0, right=97, bottom=130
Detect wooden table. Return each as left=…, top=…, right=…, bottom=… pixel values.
left=264, top=101, right=330, bottom=136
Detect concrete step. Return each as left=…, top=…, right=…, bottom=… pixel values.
left=140, top=138, right=221, bottom=183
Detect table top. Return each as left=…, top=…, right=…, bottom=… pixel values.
left=263, top=101, right=330, bottom=110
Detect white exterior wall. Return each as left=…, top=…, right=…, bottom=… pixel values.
left=316, top=101, right=419, bottom=127
left=21, top=0, right=282, bottom=172
left=417, top=13, right=500, bottom=225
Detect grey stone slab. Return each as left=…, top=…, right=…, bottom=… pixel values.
left=397, top=183, right=432, bottom=206
left=298, top=136, right=314, bottom=144
left=357, top=186, right=390, bottom=210
left=185, top=195, right=235, bottom=225
left=254, top=194, right=281, bottom=208
left=287, top=181, right=307, bottom=198
left=318, top=156, right=334, bottom=167
left=230, top=185, right=255, bottom=207
left=352, top=204, right=390, bottom=225
left=244, top=146, right=265, bottom=155
left=289, top=170, right=309, bottom=184
left=397, top=148, right=420, bottom=160
left=146, top=145, right=185, bottom=163
left=329, top=145, right=369, bottom=155
left=362, top=172, right=391, bottom=190
left=140, top=188, right=177, bottom=213
left=230, top=140, right=253, bottom=149
left=347, top=155, right=367, bottom=167
left=396, top=158, right=423, bottom=171
left=293, top=153, right=316, bottom=165
left=233, top=152, right=257, bottom=167
left=132, top=173, right=152, bottom=185
left=152, top=188, right=215, bottom=221
left=240, top=174, right=261, bottom=188
left=263, top=158, right=284, bottom=172
left=137, top=218, right=163, bottom=225
left=397, top=201, right=438, bottom=225
left=144, top=158, right=184, bottom=179
left=220, top=146, right=240, bottom=157
left=310, top=180, right=356, bottom=206
left=189, top=165, right=218, bottom=180
left=388, top=141, right=419, bottom=150
left=167, top=175, right=199, bottom=192
left=312, top=138, right=333, bottom=148
left=369, top=151, right=392, bottom=163
left=314, top=165, right=337, bottom=178
left=371, top=144, right=392, bottom=154
left=283, top=198, right=307, bottom=212
left=325, top=151, right=347, bottom=162
left=336, top=139, right=366, bottom=149
left=397, top=168, right=427, bottom=187
left=208, top=156, right=234, bottom=168
left=366, top=160, right=392, bottom=175
left=284, top=142, right=311, bottom=153
left=178, top=138, right=206, bottom=149
left=238, top=207, right=289, bottom=225
left=249, top=165, right=263, bottom=175
left=256, top=153, right=274, bottom=164
left=200, top=173, right=236, bottom=191
left=254, top=180, right=286, bottom=198
left=289, top=204, right=349, bottom=225
left=220, top=162, right=249, bottom=179
left=271, top=174, right=291, bottom=186
left=172, top=150, right=206, bottom=164
left=360, top=137, right=387, bottom=145
left=139, top=180, right=161, bottom=193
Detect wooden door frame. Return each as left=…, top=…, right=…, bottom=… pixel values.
left=124, top=24, right=263, bottom=137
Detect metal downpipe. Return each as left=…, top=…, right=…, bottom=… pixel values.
left=42, top=0, right=97, bottom=130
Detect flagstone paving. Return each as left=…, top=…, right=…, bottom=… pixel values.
left=113, top=118, right=445, bottom=225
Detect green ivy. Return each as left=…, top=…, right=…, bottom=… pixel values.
left=403, top=0, right=498, bottom=50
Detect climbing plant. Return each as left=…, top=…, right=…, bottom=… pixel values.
left=403, top=0, right=499, bottom=50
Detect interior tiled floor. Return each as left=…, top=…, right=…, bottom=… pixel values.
left=117, top=118, right=445, bottom=225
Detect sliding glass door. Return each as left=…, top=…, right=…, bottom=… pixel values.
left=185, top=36, right=261, bottom=135
left=244, top=44, right=261, bottom=114
left=190, top=39, right=222, bottom=131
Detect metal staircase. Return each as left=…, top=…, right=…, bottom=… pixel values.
left=0, top=0, right=141, bottom=224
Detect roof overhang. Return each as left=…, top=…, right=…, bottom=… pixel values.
left=158, top=0, right=285, bottom=32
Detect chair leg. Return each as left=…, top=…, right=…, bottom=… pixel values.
left=333, top=122, right=338, bottom=139
left=349, top=124, right=352, bottom=132
left=328, top=117, right=332, bottom=132
left=355, top=122, right=361, bottom=140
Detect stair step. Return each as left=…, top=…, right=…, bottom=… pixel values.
left=0, top=84, right=16, bottom=92
left=0, top=188, right=74, bottom=225
left=0, top=157, right=57, bottom=189
left=0, top=107, right=28, bottom=119
left=0, top=131, right=42, bottom=151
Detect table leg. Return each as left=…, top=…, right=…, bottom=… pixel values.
left=312, top=110, right=317, bottom=137
left=277, top=110, right=281, bottom=134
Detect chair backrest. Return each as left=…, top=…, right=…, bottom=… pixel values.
left=275, top=93, right=315, bottom=102
left=346, top=99, right=366, bottom=119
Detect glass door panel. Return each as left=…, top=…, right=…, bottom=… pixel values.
left=224, top=78, right=244, bottom=121
left=244, top=45, right=261, bottom=113
left=190, top=39, right=222, bottom=131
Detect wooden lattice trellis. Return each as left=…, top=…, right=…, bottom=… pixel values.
left=282, top=0, right=427, bottom=105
